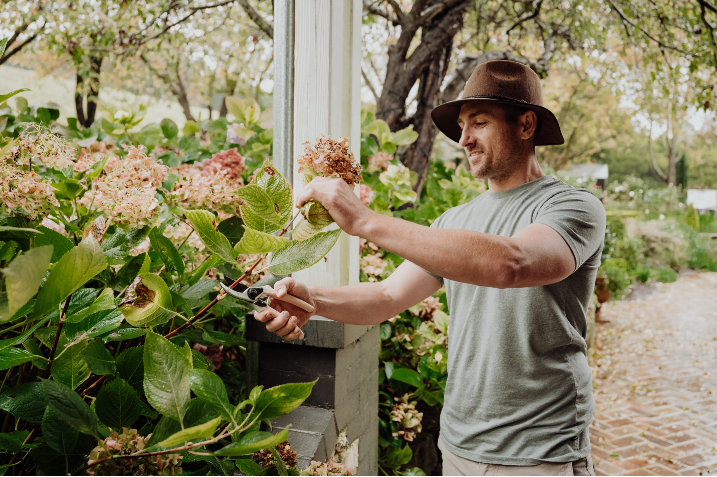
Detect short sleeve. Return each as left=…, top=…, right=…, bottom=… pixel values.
left=534, top=190, right=606, bottom=271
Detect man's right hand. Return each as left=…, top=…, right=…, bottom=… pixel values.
left=255, top=277, right=315, bottom=341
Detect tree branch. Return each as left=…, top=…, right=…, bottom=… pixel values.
left=363, top=0, right=400, bottom=25
left=237, top=0, right=274, bottom=39
left=605, top=0, right=688, bottom=54
left=362, top=68, right=380, bottom=103
left=506, top=0, right=544, bottom=33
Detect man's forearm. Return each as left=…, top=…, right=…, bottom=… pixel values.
left=309, top=281, right=406, bottom=326
left=360, top=212, right=522, bottom=288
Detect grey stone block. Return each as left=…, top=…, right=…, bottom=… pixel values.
left=270, top=406, right=338, bottom=471
left=247, top=314, right=376, bottom=349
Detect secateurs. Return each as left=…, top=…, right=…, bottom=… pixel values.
left=219, top=282, right=313, bottom=339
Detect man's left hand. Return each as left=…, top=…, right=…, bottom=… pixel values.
left=295, top=177, right=374, bottom=236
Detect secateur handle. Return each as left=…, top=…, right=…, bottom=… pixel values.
left=253, top=285, right=315, bottom=313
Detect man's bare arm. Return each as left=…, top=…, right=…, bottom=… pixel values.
left=297, top=177, right=576, bottom=289
left=255, top=261, right=441, bottom=339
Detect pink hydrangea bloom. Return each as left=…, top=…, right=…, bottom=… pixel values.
left=368, top=152, right=393, bottom=173
left=359, top=184, right=373, bottom=205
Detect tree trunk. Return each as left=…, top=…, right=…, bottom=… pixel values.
left=219, top=76, right=238, bottom=118
left=141, top=55, right=196, bottom=122
left=667, top=134, right=678, bottom=186
left=374, top=0, right=469, bottom=195
left=401, top=43, right=454, bottom=195
left=75, top=54, right=103, bottom=128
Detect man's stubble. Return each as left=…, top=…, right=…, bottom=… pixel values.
left=466, top=131, right=523, bottom=182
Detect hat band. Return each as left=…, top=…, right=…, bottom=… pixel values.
left=463, top=93, right=529, bottom=104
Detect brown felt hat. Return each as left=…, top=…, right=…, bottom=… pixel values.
left=431, top=60, right=564, bottom=146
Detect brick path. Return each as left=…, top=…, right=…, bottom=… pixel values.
left=590, top=272, right=717, bottom=476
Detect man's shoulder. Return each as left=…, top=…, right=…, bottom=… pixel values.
left=431, top=195, right=485, bottom=228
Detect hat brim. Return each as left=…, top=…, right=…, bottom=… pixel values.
left=431, top=97, right=565, bottom=146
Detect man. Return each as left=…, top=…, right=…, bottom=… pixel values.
left=257, top=60, right=605, bottom=476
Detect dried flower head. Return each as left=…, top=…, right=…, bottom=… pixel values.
left=410, top=296, right=441, bottom=319
left=391, top=394, right=423, bottom=442
left=201, top=148, right=246, bottom=181
left=297, top=136, right=362, bottom=186
left=79, top=146, right=167, bottom=227
left=0, top=160, right=60, bottom=219
left=75, top=141, right=112, bottom=172
left=8, top=124, right=75, bottom=170
left=301, top=460, right=357, bottom=476
left=360, top=253, right=387, bottom=281
left=170, top=158, right=243, bottom=216
left=87, top=428, right=182, bottom=476
left=253, top=441, right=298, bottom=469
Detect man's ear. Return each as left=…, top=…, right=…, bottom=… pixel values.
left=519, top=110, right=538, bottom=141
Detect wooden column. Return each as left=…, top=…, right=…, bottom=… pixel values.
left=247, top=0, right=379, bottom=474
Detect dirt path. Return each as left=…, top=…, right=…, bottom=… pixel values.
left=590, top=272, right=717, bottom=476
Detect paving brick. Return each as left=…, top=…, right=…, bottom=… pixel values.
left=616, top=457, right=652, bottom=471
left=643, top=433, right=674, bottom=448
left=648, top=465, right=681, bottom=475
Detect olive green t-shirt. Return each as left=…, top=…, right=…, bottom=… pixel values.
left=424, top=175, right=606, bottom=466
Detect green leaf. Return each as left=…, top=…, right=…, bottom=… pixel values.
left=29, top=435, right=93, bottom=476
left=0, top=382, right=47, bottom=423
left=254, top=381, right=315, bottom=421
left=180, top=279, right=218, bottom=300
left=434, top=309, right=449, bottom=334
left=145, top=415, right=181, bottom=448
left=95, top=378, right=142, bottom=430
left=0, top=430, right=29, bottom=453
left=156, top=416, right=221, bottom=448
left=64, top=309, right=124, bottom=341
left=182, top=120, right=199, bottom=136
left=184, top=210, right=237, bottom=263
left=66, top=288, right=115, bottom=323
left=389, top=368, right=422, bottom=388
left=0, top=38, right=7, bottom=58
left=34, top=226, right=74, bottom=262
left=52, top=341, right=91, bottom=390
left=32, top=237, right=107, bottom=318
left=0, top=348, right=37, bottom=370
left=234, top=226, right=290, bottom=255
left=42, top=407, right=78, bottom=455
left=43, top=380, right=100, bottom=438
left=250, top=161, right=293, bottom=232
left=103, top=327, right=146, bottom=342
left=217, top=216, right=245, bottom=246
left=391, top=125, right=419, bottom=146
left=143, top=332, right=191, bottom=426
left=292, top=201, right=334, bottom=241
left=225, top=96, right=247, bottom=122
left=160, top=118, right=179, bottom=139
left=380, top=322, right=392, bottom=341
left=80, top=340, right=116, bottom=375
left=187, top=254, right=222, bottom=287
left=117, top=346, right=144, bottom=394
left=23, top=338, right=47, bottom=370
left=215, top=428, right=289, bottom=457
left=1, top=246, right=52, bottom=318
left=0, top=316, right=50, bottom=351
left=0, top=89, right=31, bottom=104
left=149, top=227, right=185, bottom=275
left=269, top=229, right=342, bottom=275
left=119, top=273, right=176, bottom=327
left=237, top=185, right=283, bottom=232
left=188, top=369, right=234, bottom=422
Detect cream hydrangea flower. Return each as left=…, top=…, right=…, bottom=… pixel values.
left=0, top=160, right=60, bottom=219
left=9, top=124, right=75, bottom=170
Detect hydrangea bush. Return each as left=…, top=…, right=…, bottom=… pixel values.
left=0, top=40, right=359, bottom=474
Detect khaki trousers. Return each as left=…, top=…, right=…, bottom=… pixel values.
left=438, top=438, right=596, bottom=476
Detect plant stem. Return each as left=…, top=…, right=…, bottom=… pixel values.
left=43, top=294, right=72, bottom=379
left=164, top=210, right=301, bottom=339
left=80, top=375, right=106, bottom=397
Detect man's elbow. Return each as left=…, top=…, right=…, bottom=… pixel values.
left=494, top=243, right=527, bottom=289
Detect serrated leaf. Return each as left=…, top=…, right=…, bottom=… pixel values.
left=0, top=430, right=29, bottom=453
left=292, top=201, right=334, bottom=241
left=214, top=428, right=289, bottom=457
left=29, top=435, right=93, bottom=476
left=24, top=338, right=47, bottom=370
left=0, top=316, right=50, bottom=351
left=149, top=227, right=185, bottom=275
left=43, top=380, right=100, bottom=438
left=52, top=341, right=91, bottom=390
left=0, top=382, right=47, bottom=423
left=143, top=332, right=191, bottom=426
left=34, top=226, right=74, bottom=262
left=237, top=185, right=283, bottom=232
left=1, top=246, right=52, bottom=318
left=184, top=210, right=236, bottom=263
left=117, top=346, right=144, bottom=394
left=66, top=288, right=115, bottom=323
left=32, top=237, right=107, bottom=318
left=65, top=309, right=124, bottom=341
left=156, top=416, right=221, bottom=448
left=234, top=226, right=290, bottom=254
left=119, top=273, right=176, bottom=327
left=254, top=381, right=315, bottom=421
left=42, top=407, right=78, bottom=455
left=251, top=161, right=293, bottom=231
left=103, top=327, right=146, bottom=342
left=217, top=216, right=245, bottom=246
left=269, top=229, right=341, bottom=275
left=80, top=340, right=115, bottom=375
left=95, top=378, right=142, bottom=430
left=0, top=347, right=37, bottom=370
left=180, top=279, right=218, bottom=300
left=188, top=369, right=234, bottom=422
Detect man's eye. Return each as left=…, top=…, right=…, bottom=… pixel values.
left=475, top=122, right=486, bottom=126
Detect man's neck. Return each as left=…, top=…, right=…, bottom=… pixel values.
left=487, top=153, right=544, bottom=193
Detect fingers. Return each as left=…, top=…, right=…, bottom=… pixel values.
left=285, top=325, right=304, bottom=341
left=255, top=309, right=304, bottom=341
left=265, top=311, right=291, bottom=333
left=273, top=277, right=295, bottom=299
left=275, top=315, right=299, bottom=337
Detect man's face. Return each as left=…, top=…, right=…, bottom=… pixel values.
left=457, top=102, right=523, bottom=181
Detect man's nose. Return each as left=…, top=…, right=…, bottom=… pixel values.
left=458, top=126, right=473, bottom=148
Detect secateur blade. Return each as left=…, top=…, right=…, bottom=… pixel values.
left=220, top=282, right=269, bottom=307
